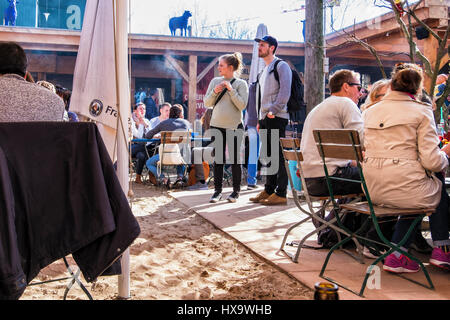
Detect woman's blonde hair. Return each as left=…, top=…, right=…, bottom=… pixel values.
left=360, top=79, right=390, bottom=111
left=369, top=79, right=390, bottom=102
left=219, top=52, right=244, bottom=78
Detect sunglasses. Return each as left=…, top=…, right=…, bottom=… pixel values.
left=347, top=83, right=362, bottom=91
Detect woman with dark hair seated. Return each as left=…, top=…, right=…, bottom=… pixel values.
left=362, top=63, right=450, bottom=273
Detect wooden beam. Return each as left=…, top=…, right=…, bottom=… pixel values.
left=171, top=79, right=176, bottom=102
left=423, top=33, right=440, bottom=94
left=164, top=54, right=189, bottom=82
left=188, top=55, right=198, bottom=123
left=197, top=57, right=218, bottom=82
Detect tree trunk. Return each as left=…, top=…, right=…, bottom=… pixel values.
left=305, top=0, right=325, bottom=114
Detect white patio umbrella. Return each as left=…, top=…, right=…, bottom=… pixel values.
left=70, top=0, right=132, bottom=299
left=244, top=23, right=268, bottom=127
left=249, top=23, right=268, bottom=83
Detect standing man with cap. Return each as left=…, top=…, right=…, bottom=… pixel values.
left=249, top=35, right=292, bottom=205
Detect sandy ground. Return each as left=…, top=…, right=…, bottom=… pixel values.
left=20, top=182, right=313, bottom=300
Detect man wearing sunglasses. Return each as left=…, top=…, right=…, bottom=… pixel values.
left=300, top=69, right=364, bottom=197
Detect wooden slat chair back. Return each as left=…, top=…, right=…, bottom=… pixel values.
left=313, top=129, right=435, bottom=297
left=279, top=137, right=364, bottom=264
left=157, top=131, right=191, bottom=186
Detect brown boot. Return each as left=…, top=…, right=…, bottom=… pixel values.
left=135, top=174, right=143, bottom=184
left=260, top=193, right=287, bottom=206
left=249, top=190, right=271, bottom=203
left=148, top=173, right=157, bottom=185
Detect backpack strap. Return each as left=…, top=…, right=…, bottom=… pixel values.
left=270, top=59, right=283, bottom=84
left=214, top=78, right=236, bottom=106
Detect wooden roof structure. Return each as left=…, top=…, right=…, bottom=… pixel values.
left=0, top=0, right=448, bottom=121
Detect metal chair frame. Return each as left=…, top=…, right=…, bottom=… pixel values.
left=279, top=137, right=364, bottom=264
left=313, top=129, right=435, bottom=297
left=28, top=257, right=93, bottom=300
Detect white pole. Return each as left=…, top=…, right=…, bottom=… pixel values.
left=36, top=0, right=39, bottom=27
left=114, top=0, right=131, bottom=300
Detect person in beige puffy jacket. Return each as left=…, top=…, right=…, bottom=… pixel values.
left=362, top=63, right=450, bottom=273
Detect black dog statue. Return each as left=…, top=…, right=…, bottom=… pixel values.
left=169, top=10, right=192, bottom=37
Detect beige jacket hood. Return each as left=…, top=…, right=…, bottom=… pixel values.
left=361, top=90, right=448, bottom=209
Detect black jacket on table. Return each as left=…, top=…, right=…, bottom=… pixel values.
left=0, top=122, right=140, bottom=300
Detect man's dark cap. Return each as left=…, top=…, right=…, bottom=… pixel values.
left=254, top=35, right=278, bottom=50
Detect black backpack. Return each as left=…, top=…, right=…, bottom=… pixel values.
left=271, top=59, right=305, bottom=114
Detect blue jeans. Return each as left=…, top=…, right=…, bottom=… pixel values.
left=146, top=154, right=185, bottom=179
left=392, top=171, right=450, bottom=247
left=246, top=126, right=260, bottom=186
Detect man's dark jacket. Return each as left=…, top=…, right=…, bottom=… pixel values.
left=0, top=122, right=140, bottom=300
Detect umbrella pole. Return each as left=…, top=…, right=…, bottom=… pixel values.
left=113, top=0, right=131, bottom=299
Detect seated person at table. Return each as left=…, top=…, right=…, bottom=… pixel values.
left=0, top=42, right=65, bottom=121
left=301, top=69, right=364, bottom=196
left=145, top=104, right=192, bottom=185
left=362, top=63, right=450, bottom=272
left=131, top=103, right=151, bottom=184
left=149, top=102, right=171, bottom=129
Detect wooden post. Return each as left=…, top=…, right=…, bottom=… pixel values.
left=171, top=79, right=176, bottom=102
left=130, top=76, right=135, bottom=104
left=423, top=34, right=439, bottom=96
left=188, top=55, right=197, bottom=123
left=305, top=0, right=324, bottom=114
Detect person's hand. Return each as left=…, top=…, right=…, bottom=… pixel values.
left=214, top=83, right=225, bottom=94
left=267, top=111, right=275, bottom=119
left=222, top=81, right=233, bottom=91
left=137, top=116, right=145, bottom=126
left=256, top=123, right=260, bottom=133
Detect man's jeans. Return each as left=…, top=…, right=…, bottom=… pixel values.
left=246, top=126, right=260, bottom=186
left=146, top=154, right=185, bottom=179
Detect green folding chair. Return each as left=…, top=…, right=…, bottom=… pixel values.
left=313, top=129, right=435, bottom=297
left=279, top=137, right=364, bottom=263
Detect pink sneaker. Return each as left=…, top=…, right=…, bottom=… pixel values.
left=429, top=247, right=450, bottom=270
left=383, top=253, right=420, bottom=273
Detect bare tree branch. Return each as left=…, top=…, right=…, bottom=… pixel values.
left=339, top=27, right=388, bottom=78
left=387, top=0, right=433, bottom=77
